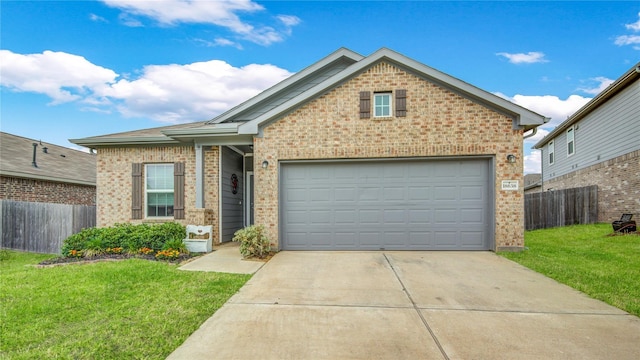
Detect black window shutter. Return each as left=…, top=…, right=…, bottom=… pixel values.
left=359, top=91, right=371, bottom=118
left=174, top=162, right=185, bottom=219
left=395, top=89, right=407, bottom=117
left=131, top=163, right=143, bottom=220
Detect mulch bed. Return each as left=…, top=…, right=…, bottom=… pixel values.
left=37, top=253, right=204, bottom=267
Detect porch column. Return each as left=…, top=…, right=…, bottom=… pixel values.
left=195, top=144, right=204, bottom=208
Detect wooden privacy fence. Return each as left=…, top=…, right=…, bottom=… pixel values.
left=1, top=200, right=96, bottom=254
left=525, top=185, right=598, bottom=230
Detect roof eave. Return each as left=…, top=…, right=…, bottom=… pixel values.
left=162, top=124, right=252, bottom=145
left=534, top=62, right=640, bottom=149
left=0, top=170, right=96, bottom=186
left=208, top=48, right=364, bottom=125
left=69, top=136, right=180, bottom=148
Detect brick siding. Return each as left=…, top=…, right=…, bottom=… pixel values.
left=254, top=61, right=526, bottom=251
left=543, top=149, right=640, bottom=222
left=96, top=146, right=221, bottom=243
left=0, top=176, right=96, bottom=206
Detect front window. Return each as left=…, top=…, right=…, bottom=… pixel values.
left=146, top=164, right=174, bottom=217
left=374, top=93, right=392, bottom=117
left=567, top=126, right=575, bottom=156
left=548, top=141, right=555, bottom=165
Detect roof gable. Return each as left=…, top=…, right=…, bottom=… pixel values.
left=237, top=48, right=547, bottom=135
left=207, top=48, right=363, bottom=125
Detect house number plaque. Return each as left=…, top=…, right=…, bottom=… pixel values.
left=501, top=180, right=519, bottom=191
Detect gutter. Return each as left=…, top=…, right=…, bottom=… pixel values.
left=69, top=136, right=180, bottom=148
left=0, top=170, right=96, bottom=187
left=534, top=62, right=640, bottom=149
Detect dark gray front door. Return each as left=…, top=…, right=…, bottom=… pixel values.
left=221, top=147, right=244, bottom=242
left=280, top=158, right=492, bottom=250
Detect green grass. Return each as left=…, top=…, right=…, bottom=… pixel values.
left=499, top=223, right=640, bottom=317
left=0, top=251, right=250, bottom=359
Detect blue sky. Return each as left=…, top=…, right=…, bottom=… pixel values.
left=1, top=1, right=639, bottom=173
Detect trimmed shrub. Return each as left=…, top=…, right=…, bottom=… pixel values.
left=61, top=227, right=103, bottom=257
left=233, top=225, right=271, bottom=259
left=61, top=223, right=186, bottom=258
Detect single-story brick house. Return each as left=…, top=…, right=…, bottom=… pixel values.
left=71, top=48, right=547, bottom=251
left=0, top=131, right=96, bottom=205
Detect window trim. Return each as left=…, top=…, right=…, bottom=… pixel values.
left=566, top=126, right=575, bottom=157
left=145, top=163, right=175, bottom=218
left=373, top=92, right=392, bottom=118
left=548, top=140, right=555, bottom=165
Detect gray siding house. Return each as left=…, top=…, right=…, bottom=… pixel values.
left=534, top=62, right=640, bottom=222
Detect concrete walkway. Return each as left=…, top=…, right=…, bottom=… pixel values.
left=178, top=242, right=265, bottom=274
left=168, top=251, right=640, bottom=359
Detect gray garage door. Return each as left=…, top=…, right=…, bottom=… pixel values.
left=280, top=158, right=492, bottom=250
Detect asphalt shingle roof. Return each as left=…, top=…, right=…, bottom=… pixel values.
left=0, top=132, right=96, bottom=186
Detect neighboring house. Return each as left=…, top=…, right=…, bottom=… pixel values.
left=0, top=132, right=96, bottom=205
left=71, top=48, right=546, bottom=251
left=524, top=174, right=542, bottom=194
left=534, top=62, right=640, bottom=222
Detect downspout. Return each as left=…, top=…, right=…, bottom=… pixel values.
left=523, top=127, right=538, bottom=140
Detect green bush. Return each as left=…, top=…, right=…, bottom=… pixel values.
left=61, top=227, right=103, bottom=256
left=61, top=223, right=186, bottom=258
left=233, top=225, right=271, bottom=259
left=162, top=238, right=188, bottom=253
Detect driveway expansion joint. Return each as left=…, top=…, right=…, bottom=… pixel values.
left=228, top=301, right=414, bottom=309
left=383, top=253, right=450, bottom=360
left=415, top=306, right=632, bottom=316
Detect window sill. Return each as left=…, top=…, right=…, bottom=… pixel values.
left=372, top=117, right=394, bottom=121
left=142, top=218, right=174, bottom=223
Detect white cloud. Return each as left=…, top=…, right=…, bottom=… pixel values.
left=625, top=12, right=640, bottom=32
left=193, top=37, right=243, bottom=49
left=577, top=76, right=614, bottom=95
left=102, top=60, right=292, bottom=122
left=614, top=35, right=640, bottom=48
left=0, top=50, right=117, bottom=104
left=89, top=13, right=108, bottom=23
left=523, top=150, right=541, bottom=175
left=497, top=93, right=592, bottom=174
left=118, top=12, right=143, bottom=27
left=498, top=93, right=591, bottom=130
left=615, top=12, right=640, bottom=50
left=213, top=38, right=240, bottom=47
left=0, top=50, right=292, bottom=123
left=496, top=51, right=548, bottom=64
left=278, top=15, right=301, bottom=27
left=102, top=0, right=300, bottom=46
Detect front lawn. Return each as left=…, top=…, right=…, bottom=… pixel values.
left=499, top=223, right=640, bottom=317
left=0, top=250, right=250, bottom=359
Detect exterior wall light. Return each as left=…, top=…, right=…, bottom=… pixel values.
left=507, top=154, right=516, bottom=163
left=261, top=160, right=269, bottom=169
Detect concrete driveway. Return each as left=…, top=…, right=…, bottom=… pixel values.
left=168, top=251, right=640, bottom=359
